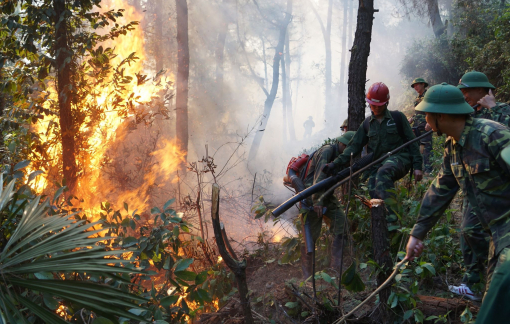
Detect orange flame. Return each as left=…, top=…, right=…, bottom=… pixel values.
left=28, top=0, right=179, bottom=218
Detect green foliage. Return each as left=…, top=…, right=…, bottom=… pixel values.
left=0, top=174, right=148, bottom=323
left=401, top=1, right=510, bottom=101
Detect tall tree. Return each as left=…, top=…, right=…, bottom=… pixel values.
left=428, top=0, right=446, bottom=37
left=247, top=0, right=293, bottom=161
left=339, top=0, right=349, bottom=109
left=284, top=34, right=296, bottom=140
left=347, top=0, right=377, bottom=132
left=53, top=0, right=77, bottom=191
left=154, top=0, right=164, bottom=72
left=215, top=0, right=235, bottom=115
left=176, top=0, right=190, bottom=167
left=309, top=0, right=334, bottom=127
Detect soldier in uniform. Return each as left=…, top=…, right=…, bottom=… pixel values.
left=405, top=83, right=510, bottom=300
left=475, top=146, right=510, bottom=323
left=448, top=72, right=510, bottom=299
left=409, top=78, right=433, bottom=174
left=299, top=131, right=355, bottom=279
left=323, top=82, right=423, bottom=224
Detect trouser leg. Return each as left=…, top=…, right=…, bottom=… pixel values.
left=461, top=200, right=490, bottom=287
left=323, top=199, right=346, bottom=269
left=421, top=133, right=433, bottom=173
left=485, top=245, right=510, bottom=299
left=368, top=157, right=410, bottom=223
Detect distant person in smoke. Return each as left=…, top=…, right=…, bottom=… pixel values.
left=303, top=116, right=315, bottom=138
left=322, top=82, right=423, bottom=225
left=294, top=131, right=355, bottom=280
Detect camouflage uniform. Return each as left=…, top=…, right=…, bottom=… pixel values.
left=331, top=109, right=423, bottom=222
left=475, top=147, right=510, bottom=322
left=301, top=144, right=346, bottom=242
left=412, top=90, right=433, bottom=173
left=411, top=117, right=510, bottom=291
left=460, top=102, right=510, bottom=289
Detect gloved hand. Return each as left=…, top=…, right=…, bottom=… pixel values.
left=322, top=162, right=336, bottom=176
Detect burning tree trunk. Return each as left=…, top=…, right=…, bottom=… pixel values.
left=247, top=0, right=292, bottom=161
left=347, top=0, right=377, bottom=132
left=211, top=184, right=254, bottom=324
left=53, top=0, right=77, bottom=191
left=369, top=199, right=393, bottom=322
left=176, top=0, right=189, bottom=167
left=427, top=0, right=446, bottom=38
left=309, top=0, right=334, bottom=127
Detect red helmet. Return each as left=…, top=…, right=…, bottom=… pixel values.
left=366, top=82, right=390, bottom=106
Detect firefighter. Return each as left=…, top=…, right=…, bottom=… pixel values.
left=323, top=82, right=423, bottom=224
left=405, top=83, right=510, bottom=302
left=449, top=71, right=510, bottom=299
left=299, top=131, right=355, bottom=279
left=409, top=78, right=433, bottom=174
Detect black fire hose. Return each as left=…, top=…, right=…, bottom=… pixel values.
left=272, top=130, right=434, bottom=217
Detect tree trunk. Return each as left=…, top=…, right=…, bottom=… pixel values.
left=347, top=0, right=376, bottom=132
left=211, top=184, right=254, bottom=324
left=281, top=54, right=288, bottom=143
left=369, top=199, right=393, bottom=322
left=339, top=0, right=349, bottom=109
left=284, top=34, right=296, bottom=141
left=176, top=0, right=189, bottom=168
left=309, top=0, right=333, bottom=126
left=53, top=0, right=77, bottom=192
left=216, top=0, right=235, bottom=115
left=428, top=0, right=446, bottom=38
left=248, top=0, right=292, bottom=161
left=154, top=0, right=164, bottom=72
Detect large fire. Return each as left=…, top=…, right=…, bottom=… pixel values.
left=28, top=0, right=181, bottom=216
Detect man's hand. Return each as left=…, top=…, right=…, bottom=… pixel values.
left=425, top=123, right=432, bottom=131
left=405, top=236, right=424, bottom=261
left=322, top=162, right=335, bottom=176
left=313, top=205, right=324, bottom=218
left=414, top=170, right=423, bottom=183
left=478, top=89, right=497, bottom=109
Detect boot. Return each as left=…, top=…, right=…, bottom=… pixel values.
left=330, top=234, right=344, bottom=269
left=300, top=245, right=313, bottom=280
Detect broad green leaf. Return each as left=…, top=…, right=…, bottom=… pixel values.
left=34, top=272, right=53, bottom=280
left=320, top=272, right=332, bottom=284
left=174, top=258, right=194, bottom=272
left=151, top=207, right=161, bottom=214
left=163, top=199, right=175, bottom=211
left=175, top=271, right=197, bottom=281
left=422, top=263, right=436, bottom=275
left=122, top=236, right=138, bottom=248
left=403, top=310, right=413, bottom=320
left=195, top=271, right=208, bottom=285
left=14, top=160, right=30, bottom=171
left=160, top=295, right=179, bottom=307
left=285, top=301, right=299, bottom=309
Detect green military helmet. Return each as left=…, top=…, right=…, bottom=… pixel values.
left=336, top=131, right=356, bottom=145
left=415, top=82, right=474, bottom=114
left=501, top=146, right=510, bottom=165
left=457, top=71, right=496, bottom=89
left=411, top=77, right=429, bottom=88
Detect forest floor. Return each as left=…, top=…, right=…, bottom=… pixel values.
left=199, top=241, right=480, bottom=323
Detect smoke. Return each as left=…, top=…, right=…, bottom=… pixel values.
left=31, top=0, right=437, bottom=245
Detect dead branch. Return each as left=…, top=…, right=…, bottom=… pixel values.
left=211, top=184, right=254, bottom=324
